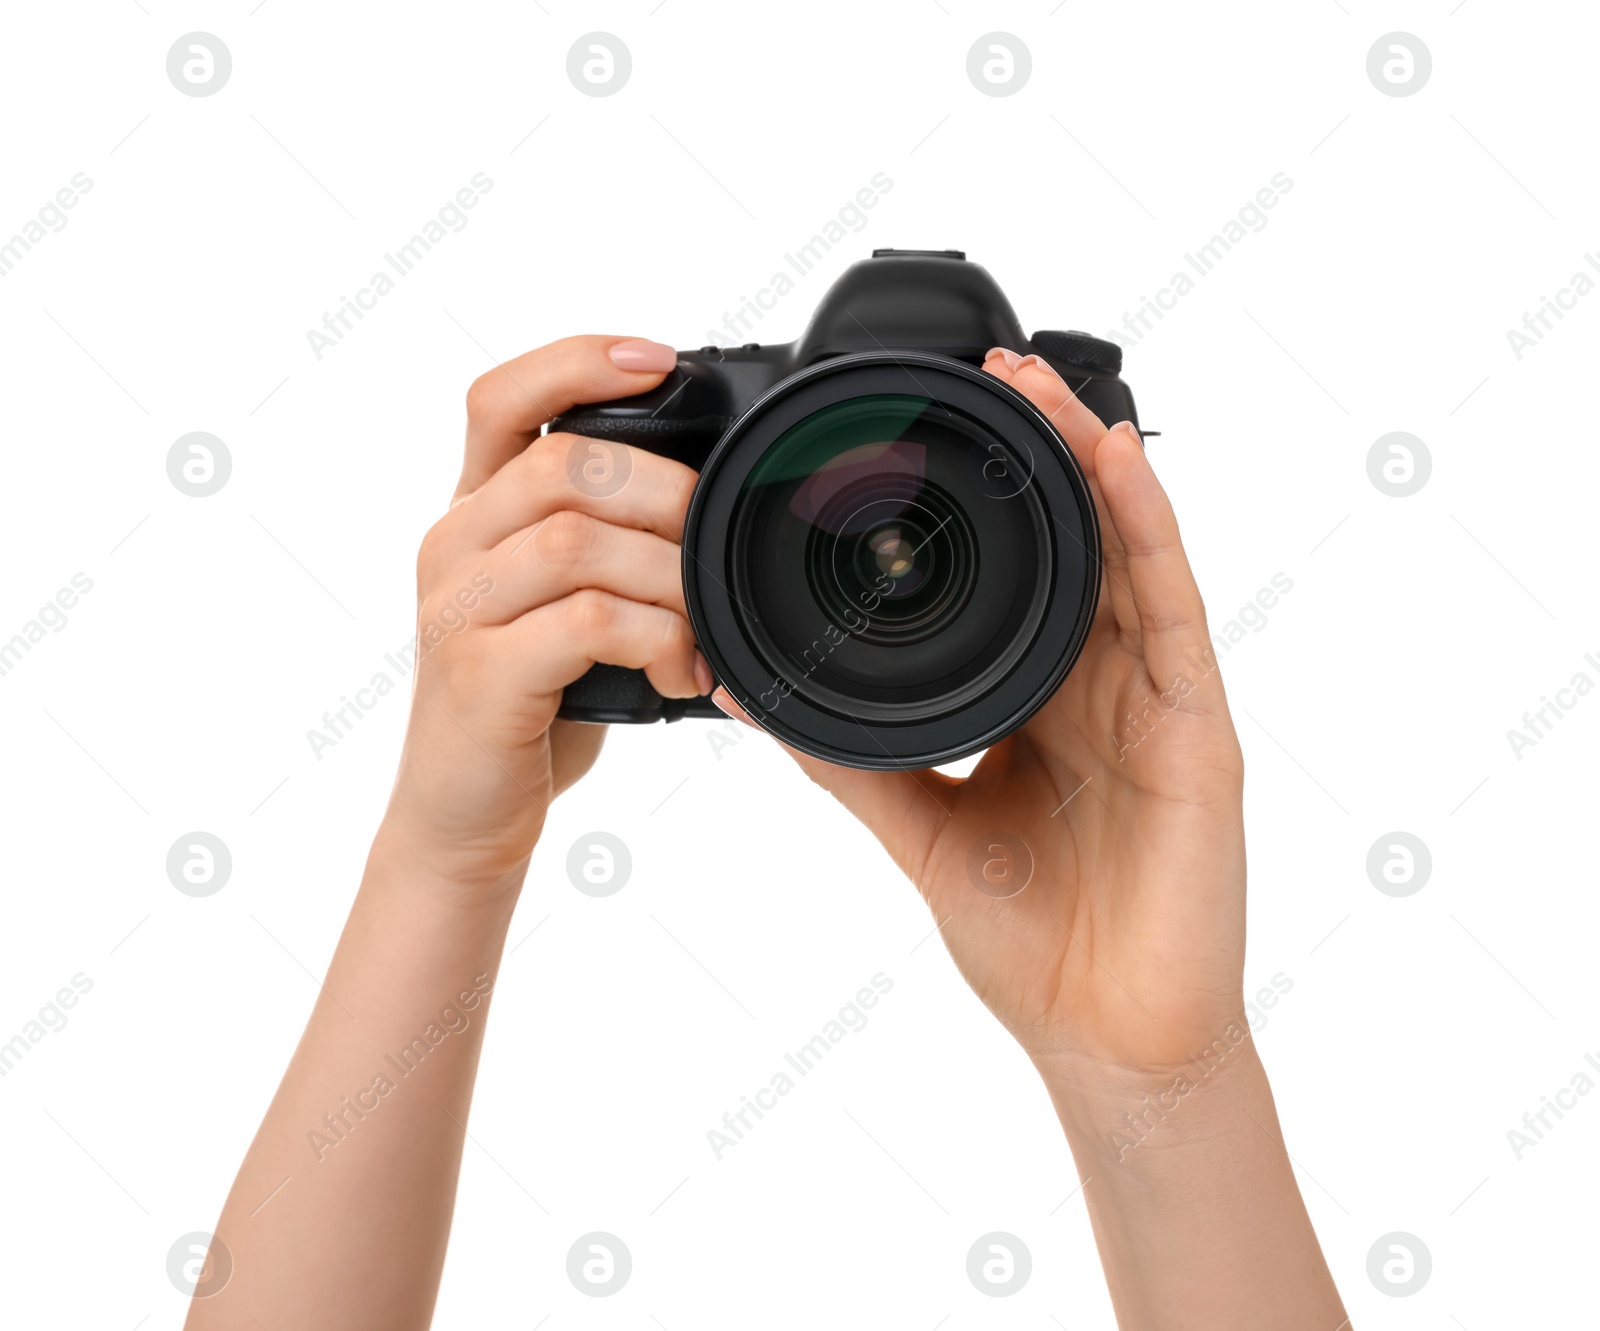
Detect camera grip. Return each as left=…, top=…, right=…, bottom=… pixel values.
left=549, top=404, right=728, bottom=725
left=549, top=409, right=732, bottom=463
left=558, top=663, right=724, bottom=724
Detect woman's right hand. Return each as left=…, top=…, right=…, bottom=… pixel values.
left=381, top=336, right=713, bottom=897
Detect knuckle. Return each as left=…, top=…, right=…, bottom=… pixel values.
left=537, top=509, right=598, bottom=570
left=433, top=633, right=492, bottom=701
left=564, top=588, right=618, bottom=638
left=545, top=337, right=584, bottom=379
left=525, top=432, right=569, bottom=491
left=649, top=614, right=698, bottom=696
left=415, top=519, right=451, bottom=587
left=648, top=612, right=695, bottom=673
left=662, top=611, right=695, bottom=655
left=464, top=371, right=498, bottom=422
left=663, top=465, right=697, bottom=526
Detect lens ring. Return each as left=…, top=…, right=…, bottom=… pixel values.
left=727, top=395, right=1048, bottom=721
left=684, top=353, right=1100, bottom=771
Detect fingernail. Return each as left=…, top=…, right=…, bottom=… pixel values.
left=1112, top=419, right=1143, bottom=446
left=608, top=339, right=677, bottom=373
left=1014, top=353, right=1062, bottom=380
left=693, top=651, right=715, bottom=696
left=985, top=347, right=1022, bottom=370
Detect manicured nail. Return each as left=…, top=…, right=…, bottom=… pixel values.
left=608, top=339, right=677, bottom=373
left=1112, top=419, right=1143, bottom=447
left=985, top=346, right=1022, bottom=370
left=693, top=651, right=715, bottom=696
left=1014, top=353, right=1062, bottom=380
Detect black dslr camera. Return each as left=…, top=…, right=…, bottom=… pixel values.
left=553, top=249, right=1140, bottom=771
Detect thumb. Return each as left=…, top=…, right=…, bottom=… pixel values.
left=711, top=688, right=953, bottom=885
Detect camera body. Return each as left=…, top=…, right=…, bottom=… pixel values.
left=552, top=249, right=1140, bottom=767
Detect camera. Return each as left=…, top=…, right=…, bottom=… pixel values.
left=552, top=249, right=1141, bottom=771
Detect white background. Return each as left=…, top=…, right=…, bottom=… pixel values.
left=1, top=2, right=1595, bottom=1327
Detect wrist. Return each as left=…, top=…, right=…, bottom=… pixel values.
left=1031, top=1033, right=1272, bottom=1171
left=367, top=818, right=532, bottom=916
left=1028, top=1029, right=1345, bottom=1329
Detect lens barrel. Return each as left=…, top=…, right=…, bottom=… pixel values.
left=684, top=353, right=1099, bottom=770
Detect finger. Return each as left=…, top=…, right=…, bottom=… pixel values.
left=1095, top=478, right=1144, bottom=649
left=983, top=347, right=1108, bottom=476
left=457, top=335, right=678, bottom=500
left=472, top=511, right=688, bottom=625
left=444, top=432, right=698, bottom=553
left=501, top=589, right=706, bottom=700
left=984, top=349, right=1141, bottom=642
left=712, top=688, right=953, bottom=886
left=1094, top=422, right=1212, bottom=687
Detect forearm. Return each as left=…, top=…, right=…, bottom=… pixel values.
left=187, top=825, right=523, bottom=1331
left=1038, top=1040, right=1347, bottom=1331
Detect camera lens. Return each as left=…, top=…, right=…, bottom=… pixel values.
left=685, top=354, right=1099, bottom=770
left=809, top=485, right=974, bottom=640
left=729, top=395, right=1051, bottom=722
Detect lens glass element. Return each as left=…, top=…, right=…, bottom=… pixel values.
left=726, top=394, right=1051, bottom=721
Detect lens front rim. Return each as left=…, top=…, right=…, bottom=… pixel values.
left=683, top=352, right=1100, bottom=771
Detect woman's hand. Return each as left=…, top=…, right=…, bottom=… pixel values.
left=723, top=351, right=1348, bottom=1330
left=384, top=335, right=712, bottom=895
left=723, top=348, right=1248, bottom=1079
